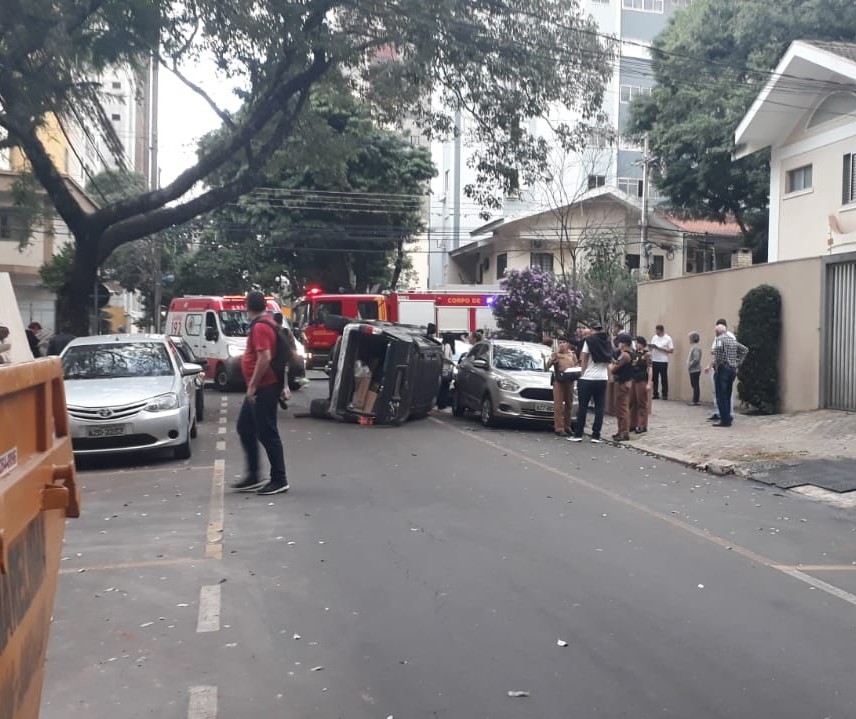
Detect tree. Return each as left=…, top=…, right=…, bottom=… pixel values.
left=181, top=81, right=435, bottom=296
left=626, top=0, right=856, bottom=260
left=0, top=0, right=614, bottom=333
left=492, top=267, right=580, bottom=341
left=737, top=284, right=782, bottom=414
left=577, top=231, right=637, bottom=331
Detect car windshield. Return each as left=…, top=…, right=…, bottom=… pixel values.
left=493, top=345, right=548, bottom=372
left=219, top=310, right=251, bottom=337
left=63, top=343, right=174, bottom=379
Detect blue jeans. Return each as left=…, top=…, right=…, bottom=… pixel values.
left=714, top=366, right=736, bottom=425
left=237, top=385, right=287, bottom=484
left=574, top=379, right=607, bottom=439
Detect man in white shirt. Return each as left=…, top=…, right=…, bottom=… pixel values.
left=649, top=324, right=674, bottom=400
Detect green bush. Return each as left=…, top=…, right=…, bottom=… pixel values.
left=736, top=284, right=782, bottom=414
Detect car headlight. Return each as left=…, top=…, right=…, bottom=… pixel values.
left=295, top=343, right=306, bottom=358
left=145, top=393, right=179, bottom=412
left=493, top=375, right=520, bottom=392
left=227, top=345, right=244, bottom=358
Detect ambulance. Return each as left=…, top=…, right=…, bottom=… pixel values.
left=165, top=295, right=304, bottom=389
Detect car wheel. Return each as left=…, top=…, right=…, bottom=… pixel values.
left=214, top=364, right=230, bottom=391
left=480, top=395, right=495, bottom=427
left=310, top=398, right=330, bottom=419
left=452, top=389, right=466, bottom=417
left=174, top=432, right=192, bottom=460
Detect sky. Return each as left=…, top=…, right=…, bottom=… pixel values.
left=156, top=60, right=240, bottom=186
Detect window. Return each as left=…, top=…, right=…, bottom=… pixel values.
left=619, top=134, right=643, bottom=151
left=623, top=0, right=664, bottom=11
left=357, top=301, right=380, bottom=320
left=672, top=0, right=693, bottom=6
left=619, top=85, right=653, bottom=104
left=785, top=165, right=812, bottom=194
left=843, top=154, right=856, bottom=205
left=0, top=214, right=9, bottom=239
left=496, top=252, right=508, bottom=279
left=649, top=255, right=664, bottom=279
left=184, top=314, right=203, bottom=336
left=618, top=177, right=644, bottom=198
left=530, top=252, right=554, bottom=273
left=587, top=128, right=613, bottom=148
left=111, top=113, right=121, bottom=121
left=587, top=174, right=606, bottom=190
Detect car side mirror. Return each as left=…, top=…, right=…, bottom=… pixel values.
left=205, top=327, right=218, bottom=342
left=197, top=358, right=209, bottom=370
left=181, top=363, right=204, bottom=376
left=473, top=358, right=489, bottom=370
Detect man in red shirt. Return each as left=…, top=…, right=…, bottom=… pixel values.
left=231, top=291, right=289, bottom=495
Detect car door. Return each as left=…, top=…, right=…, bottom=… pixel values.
left=467, top=342, right=492, bottom=402
left=458, top=342, right=488, bottom=407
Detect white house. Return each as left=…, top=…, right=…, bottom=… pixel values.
left=734, top=40, right=856, bottom=260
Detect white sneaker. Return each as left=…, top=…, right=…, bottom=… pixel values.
left=567, top=436, right=583, bottom=442
left=590, top=437, right=602, bottom=444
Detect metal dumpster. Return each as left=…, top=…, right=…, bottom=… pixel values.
left=310, top=321, right=444, bottom=425
left=0, top=358, right=80, bottom=719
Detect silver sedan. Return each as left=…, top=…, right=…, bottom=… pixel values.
left=61, top=334, right=202, bottom=459
left=453, top=340, right=559, bottom=427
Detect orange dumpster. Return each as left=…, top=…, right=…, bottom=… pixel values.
left=0, top=358, right=80, bottom=719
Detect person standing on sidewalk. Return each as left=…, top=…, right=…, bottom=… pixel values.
left=705, top=318, right=735, bottom=421
left=711, top=323, right=748, bottom=428
left=568, top=324, right=612, bottom=443
left=630, top=336, right=652, bottom=434
left=649, top=324, right=674, bottom=400
left=687, top=332, right=702, bottom=406
left=609, top=333, right=634, bottom=442
left=231, top=291, right=289, bottom=495
left=550, top=336, right=579, bottom=437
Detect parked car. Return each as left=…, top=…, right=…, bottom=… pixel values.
left=310, top=319, right=444, bottom=425
left=60, top=334, right=203, bottom=458
left=170, top=335, right=208, bottom=421
left=453, top=339, right=559, bottom=427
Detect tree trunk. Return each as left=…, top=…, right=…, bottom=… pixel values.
left=57, top=235, right=100, bottom=336
left=388, top=238, right=405, bottom=291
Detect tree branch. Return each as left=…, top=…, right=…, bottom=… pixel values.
left=89, top=49, right=331, bottom=231
left=160, top=55, right=236, bottom=131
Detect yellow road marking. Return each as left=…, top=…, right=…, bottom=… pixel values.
left=60, top=556, right=205, bottom=574
left=430, top=417, right=856, bottom=608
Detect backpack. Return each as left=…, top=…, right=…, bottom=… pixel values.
left=250, top=316, right=293, bottom=391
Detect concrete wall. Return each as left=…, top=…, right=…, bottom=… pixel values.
left=637, top=257, right=822, bottom=412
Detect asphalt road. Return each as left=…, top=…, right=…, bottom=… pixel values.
left=41, top=375, right=856, bottom=718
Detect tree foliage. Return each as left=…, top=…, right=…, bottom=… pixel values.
left=737, top=284, right=781, bottom=414
left=492, top=267, right=581, bottom=341
left=627, top=0, right=856, bottom=259
left=181, top=81, right=435, bottom=296
left=576, top=233, right=637, bottom=331
left=0, top=0, right=614, bottom=333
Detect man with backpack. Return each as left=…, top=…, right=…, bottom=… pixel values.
left=231, top=291, right=289, bottom=495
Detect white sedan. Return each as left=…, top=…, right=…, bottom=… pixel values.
left=61, top=334, right=202, bottom=459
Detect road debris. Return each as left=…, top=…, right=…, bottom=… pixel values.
left=507, top=690, right=530, bottom=698
left=557, top=639, right=568, bottom=647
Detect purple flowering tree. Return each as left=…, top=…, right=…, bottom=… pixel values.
left=493, top=267, right=581, bottom=341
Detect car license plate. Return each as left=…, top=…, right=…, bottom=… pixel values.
left=535, top=403, right=551, bottom=412
left=86, top=424, right=128, bottom=438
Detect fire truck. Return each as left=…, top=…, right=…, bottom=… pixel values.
left=293, top=289, right=500, bottom=369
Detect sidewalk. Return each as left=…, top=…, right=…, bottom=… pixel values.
left=623, top=399, right=856, bottom=488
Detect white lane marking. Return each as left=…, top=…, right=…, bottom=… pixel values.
left=429, top=416, right=856, bottom=610
left=218, top=417, right=227, bottom=424
left=779, top=569, right=856, bottom=607
left=205, top=459, right=225, bottom=559
left=188, top=686, right=217, bottom=719
left=197, top=585, right=222, bottom=632
left=216, top=440, right=226, bottom=451
left=217, top=427, right=227, bottom=435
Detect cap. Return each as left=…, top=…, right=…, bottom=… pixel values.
left=590, top=323, right=604, bottom=331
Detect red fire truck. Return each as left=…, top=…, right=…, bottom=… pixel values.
left=294, top=289, right=499, bottom=369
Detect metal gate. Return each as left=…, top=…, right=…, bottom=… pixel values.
left=823, top=255, right=856, bottom=410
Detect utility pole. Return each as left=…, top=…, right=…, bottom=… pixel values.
left=149, top=55, right=162, bottom=332
left=640, top=133, right=651, bottom=279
